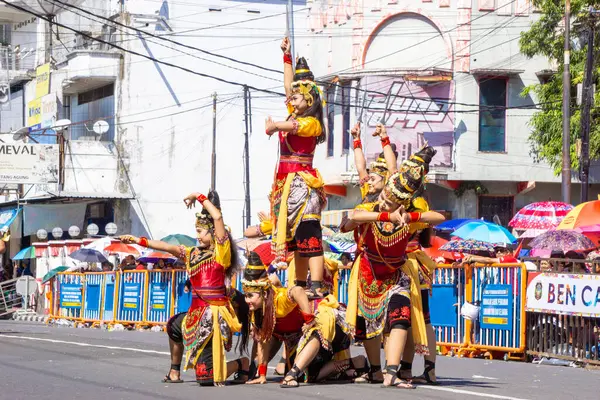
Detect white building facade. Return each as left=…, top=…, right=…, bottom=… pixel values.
left=301, top=0, right=600, bottom=224
left=1, top=0, right=598, bottom=255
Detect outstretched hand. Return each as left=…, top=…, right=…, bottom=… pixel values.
left=265, top=117, right=277, bottom=135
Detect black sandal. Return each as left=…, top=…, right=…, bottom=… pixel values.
left=354, top=364, right=383, bottom=384
left=232, top=359, right=250, bottom=384
left=381, top=365, right=415, bottom=390
left=397, top=360, right=413, bottom=381
left=273, top=357, right=286, bottom=376
left=411, top=360, right=439, bottom=385
left=162, top=364, right=183, bottom=383
left=280, top=365, right=303, bottom=388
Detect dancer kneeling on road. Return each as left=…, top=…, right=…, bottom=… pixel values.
left=120, top=190, right=250, bottom=387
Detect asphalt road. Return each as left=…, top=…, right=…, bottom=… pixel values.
left=0, top=321, right=598, bottom=400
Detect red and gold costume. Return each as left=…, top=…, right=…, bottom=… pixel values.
left=174, top=229, right=241, bottom=384
left=346, top=146, right=437, bottom=355
left=243, top=257, right=350, bottom=381
left=271, top=58, right=327, bottom=263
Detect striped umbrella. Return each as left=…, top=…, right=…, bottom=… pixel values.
left=12, top=246, right=36, bottom=260
left=509, top=201, right=573, bottom=230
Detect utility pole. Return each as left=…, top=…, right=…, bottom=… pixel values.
left=562, top=0, right=572, bottom=204
left=243, top=86, right=251, bottom=228
left=579, top=7, right=598, bottom=203
left=211, top=92, right=217, bottom=191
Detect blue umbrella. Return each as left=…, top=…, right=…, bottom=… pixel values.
left=12, top=246, right=36, bottom=260
left=69, top=248, right=108, bottom=263
left=453, top=221, right=517, bottom=244
left=434, top=218, right=482, bottom=232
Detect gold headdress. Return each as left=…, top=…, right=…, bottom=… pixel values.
left=369, top=143, right=397, bottom=181
left=384, top=145, right=436, bottom=207
left=195, top=212, right=214, bottom=231
left=290, top=57, right=325, bottom=108
left=242, top=251, right=271, bottom=293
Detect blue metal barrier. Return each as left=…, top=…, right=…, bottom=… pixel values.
left=146, top=271, right=173, bottom=324
left=57, top=273, right=84, bottom=320
left=116, top=271, right=147, bottom=324
left=430, top=265, right=465, bottom=348
left=470, top=264, right=525, bottom=354
left=337, top=269, right=350, bottom=305
left=83, top=273, right=104, bottom=321
left=174, top=270, right=191, bottom=315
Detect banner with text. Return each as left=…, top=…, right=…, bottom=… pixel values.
left=123, top=283, right=141, bottom=310
left=0, top=144, right=59, bottom=184
left=526, top=273, right=600, bottom=317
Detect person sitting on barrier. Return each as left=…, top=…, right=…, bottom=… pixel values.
left=340, top=145, right=445, bottom=389
left=398, top=193, right=444, bottom=386
left=120, top=190, right=251, bottom=387
left=458, top=245, right=518, bottom=266
left=242, top=251, right=361, bottom=387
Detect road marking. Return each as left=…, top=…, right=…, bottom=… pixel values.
left=0, top=334, right=170, bottom=355
left=472, top=375, right=499, bottom=380
left=421, top=386, right=530, bottom=400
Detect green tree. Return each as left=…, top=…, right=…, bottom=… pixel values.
left=519, top=0, right=599, bottom=175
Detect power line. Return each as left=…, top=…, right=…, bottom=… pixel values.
left=50, top=0, right=293, bottom=75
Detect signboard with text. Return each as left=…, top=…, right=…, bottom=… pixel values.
left=480, top=284, right=513, bottom=330
left=526, top=273, right=600, bottom=317
left=0, top=144, right=59, bottom=184
left=60, top=283, right=83, bottom=308
left=150, top=282, right=168, bottom=310
left=123, top=283, right=141, bottom=310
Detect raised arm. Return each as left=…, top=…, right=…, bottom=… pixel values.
left=120, top=235, right=181, bottom=257
left=373, top=124, right=397, bottom=174
left=183, top=192, right=226, bottom=241
left=351, top=122, right=368, bottom=181
left=282, top=37, right=293, bottom=98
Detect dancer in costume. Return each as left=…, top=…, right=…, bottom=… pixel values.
left=341, top=146, right=445, bottom=389
left=242, top=251, right=363, bottom=386
left=120, top=191, right=250, bottom=387
left=398, top=151, right=442, bottom=385
left=265, top=37, right=327, bottom=299
left=350, top=122, right=398, bottom=203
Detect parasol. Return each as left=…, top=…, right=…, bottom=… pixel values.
left=68, top=248, right=108, bottom=263
left=137, top=251, right=176, bottom=264
left=104, top=243, right=140, bottom=256
left=557, top=200, right=600, bottom=230
left=453, top=221, right=516, bottom=244
left=42, top=266, right=69, bottom=283
left=434, top=218, right=481, bottom=233
left=439, top=239, right=496, bottom=254
left=12, top=246, right=36, bottom=260
left=161, top=234, right=197, bottom=247
left=509, top=201, right=573, bottom=230
left=528, top=230, right=596, bottom=252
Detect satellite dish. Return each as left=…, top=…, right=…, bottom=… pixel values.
left=93, top=120, right=109, bottom=135
left=54, top=119, right=72, bottom=132
left=11, top=126, right=29, bottom=141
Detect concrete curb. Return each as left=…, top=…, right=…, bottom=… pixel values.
left=11, top=313, right=49, bottom=323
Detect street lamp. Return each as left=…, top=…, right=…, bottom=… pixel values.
left=51, top=227, right=63, bottom=239
left=36, top=229, right=48, bottom=240
left=68, top=225, right=80, bottom=238
left=86, top=224, right=99, bottom=236
left=105, top=223, right=118, bottom=236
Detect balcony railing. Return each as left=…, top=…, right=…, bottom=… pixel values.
left=0, top=45, right=36, bottom=75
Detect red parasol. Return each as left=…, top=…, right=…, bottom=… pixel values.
left=509, top=201, right=573, bottom=230
left=104, top=243, right=140, bottom=256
